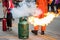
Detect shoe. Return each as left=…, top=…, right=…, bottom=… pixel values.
left=9, top=28, right=12, bottom=31
left=31, top=30, right=38, bottom=35
left=9, top=27, right=12, bottom=31
left=41, top=31, right=44, bottom=35
left=7, top=27, right=9, bottom=31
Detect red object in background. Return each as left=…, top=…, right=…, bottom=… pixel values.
left=9, top=0, right=14, bottom=8
left=2, top=18, right=7, bottom=31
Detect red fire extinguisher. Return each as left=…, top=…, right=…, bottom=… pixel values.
left=2, top=13, right=7, bottom=31
left=2, top=18, right=7, bottom=31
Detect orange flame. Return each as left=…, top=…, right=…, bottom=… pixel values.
left=28, top=12, right=59, bottom=26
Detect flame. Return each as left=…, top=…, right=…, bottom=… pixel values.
left=28, top=12, right=59, bottom=26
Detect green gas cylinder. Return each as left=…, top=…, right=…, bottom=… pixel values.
left=19, top=17, right=27, bottom=22
left=18, top=17, right=29, bottom=39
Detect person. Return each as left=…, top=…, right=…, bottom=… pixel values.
left=50, top=0, right=55, bottom=12
left=55, top=0, right=60, bottom=13
left=48, top=0, right=53, bottom=12
left=2, top=0, right=8, bottom=17
left=6, top=9, right=13, bottom=31
left=31, top=0, right=49, bottom=35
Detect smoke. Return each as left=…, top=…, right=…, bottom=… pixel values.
left=11, top=0, right=42, bottom=18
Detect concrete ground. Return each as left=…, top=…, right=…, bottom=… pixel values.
left=0, top=16, right=60, bottom=40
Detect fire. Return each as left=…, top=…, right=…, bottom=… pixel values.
left=28, top=12, right=59, bottom=26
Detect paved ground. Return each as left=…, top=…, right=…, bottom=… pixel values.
left=0, top=17, right=60, bottom=40
left=0, top=2, right=60, bottom=40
